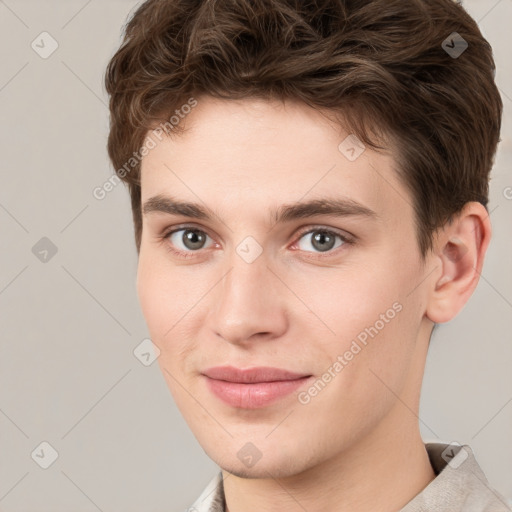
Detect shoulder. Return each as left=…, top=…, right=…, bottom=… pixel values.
left=400, top=442, right=512, bottom=512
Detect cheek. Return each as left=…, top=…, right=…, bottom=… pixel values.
left=136, top=251, right=187, bottom=348
left=136, top=252, right=202, bottom=376
left=292, top=264, right=396, bottom=346
left=295, top=258, right=420, bottom=389
left=136, top=256, right=166, bottom=338
left=136, top=259, right=191, bottom=400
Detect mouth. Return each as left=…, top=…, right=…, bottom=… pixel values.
left=201, top=366, right=313, bottom=409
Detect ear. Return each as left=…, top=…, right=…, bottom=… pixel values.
left=426, top=202, right=492, bottom=324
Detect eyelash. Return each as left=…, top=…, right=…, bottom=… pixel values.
left=159, top=224, right=354, bottom=260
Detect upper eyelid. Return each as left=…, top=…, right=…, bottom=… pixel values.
left=164, top=223, right=216, bottom=242
left=295, top=225, right=350, bottom=238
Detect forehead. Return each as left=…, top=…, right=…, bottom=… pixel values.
left=140, top=96, right=410, bottom=224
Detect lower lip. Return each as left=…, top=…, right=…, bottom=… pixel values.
left=204, top=376, right=311, bottom=409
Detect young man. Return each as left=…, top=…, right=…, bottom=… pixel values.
left=104, top=0, right=509, bottom=510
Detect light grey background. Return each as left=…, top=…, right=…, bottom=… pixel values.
left=0, top=0, right=511, bottom=510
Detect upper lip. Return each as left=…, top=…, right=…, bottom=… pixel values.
left=202, top=366, right=310, bottom=383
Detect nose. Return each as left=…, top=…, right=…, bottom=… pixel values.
left=207, top=252, right=289, bottom=346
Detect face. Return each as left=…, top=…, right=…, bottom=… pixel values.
left=137, top=96, right=432, bottom=479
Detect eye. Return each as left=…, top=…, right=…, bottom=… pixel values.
left=166, top=227, right=215, bottom=255
left=294, top=227, right=350, bottom=254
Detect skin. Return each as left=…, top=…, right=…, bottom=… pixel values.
left=136, top=95, right=491, bottom=512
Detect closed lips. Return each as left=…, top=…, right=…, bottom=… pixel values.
left=202, top=366, right=311, bottom=383
left=202, top=366, right=313, bottom=409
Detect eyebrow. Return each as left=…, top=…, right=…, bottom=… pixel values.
left=142, top=194, right=378, bottom=225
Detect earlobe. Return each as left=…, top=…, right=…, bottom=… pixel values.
left=426, top=203, right=491, bottom=324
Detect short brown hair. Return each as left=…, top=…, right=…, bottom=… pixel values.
left=104, top=0, right=502, bottom=256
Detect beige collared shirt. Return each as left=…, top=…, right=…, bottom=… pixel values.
left=187, top=443, right=511, bottom=511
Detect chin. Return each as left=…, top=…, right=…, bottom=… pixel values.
left=221, top=466, right=266, bottom=479
left=206, top=444, right=313, bottom=480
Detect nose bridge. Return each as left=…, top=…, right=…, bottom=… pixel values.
left=209, top=245, right=287, bottom=344
left=221, top=248, right=272, bottom=317
left=220, top=233, right=271, bottom=305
